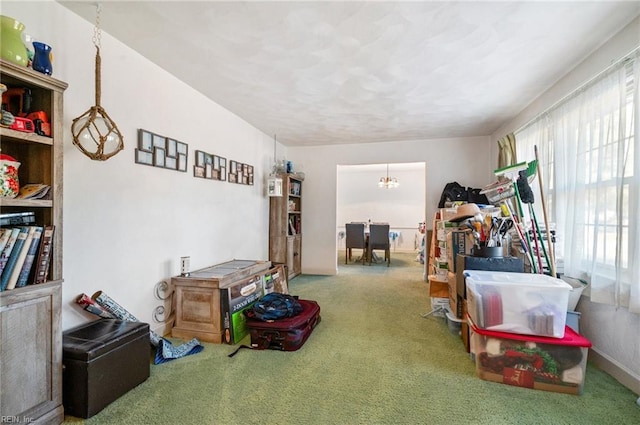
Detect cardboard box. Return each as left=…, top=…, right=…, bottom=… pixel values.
left=470, top=319, right=591, bottom=395
left=455, top=254, right=524, bottom=301
left=263, top=264, right=288, bottom=294
left=221, top=274, right=264, bottom=344
left=446, top=230, right=474, bottom=272
left=447, top=271, right=463, bottom=318
left=461, top=322, right=470, bottom=353
left=428, top=275, right=449, bottom=298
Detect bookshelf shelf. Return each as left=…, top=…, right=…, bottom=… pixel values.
left=0, top=198, right=53, bottom=208
left=269, top=173, right=304, bottom=279
left=0, top=59, right=66, bottom=424
left=0, top=127, right=54, bottom=145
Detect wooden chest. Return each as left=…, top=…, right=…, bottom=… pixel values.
left=171, top=260, right=272, bottom=343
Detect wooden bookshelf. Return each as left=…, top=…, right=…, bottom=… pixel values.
left=269, top=173, right=304, bottom=279
left=0, top=59, right=66, bottom=424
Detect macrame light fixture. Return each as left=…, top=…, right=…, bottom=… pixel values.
left=71, top=3, right=124, bottom=161
left=378, top=164, right=399, bottom=189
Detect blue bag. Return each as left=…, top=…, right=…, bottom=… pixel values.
left=245, top=293, right=303, bottom=321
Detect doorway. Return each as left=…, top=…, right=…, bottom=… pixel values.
left=336, top=162, right=427, bottom=275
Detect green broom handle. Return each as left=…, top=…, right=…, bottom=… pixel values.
left=529, top=205, right=552, bottom=275
left=503, top=197, right=537, bottom=273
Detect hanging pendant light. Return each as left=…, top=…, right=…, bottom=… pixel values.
left=378, top=164, right=399, bottom=189
left=267, top=135, right=283, bottom=197
left=71, top=3, right=124, bottom=161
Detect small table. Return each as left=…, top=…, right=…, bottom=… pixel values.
left=354, top=233, right=381, bottom=263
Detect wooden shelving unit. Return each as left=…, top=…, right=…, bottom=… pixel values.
left=269, top=173, right=304, bottom=279
left=0, top=59, right=67, bottom=424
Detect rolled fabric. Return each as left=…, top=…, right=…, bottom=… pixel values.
left=92, top=290, right=141, bottom=322
left=76, top=293, right=114, bottom=319
left=92, top=290, right=162, bottom=346
left=91, top=290, right=204, bottom=364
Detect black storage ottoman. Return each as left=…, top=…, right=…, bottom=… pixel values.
left=62, top=319, right=150, bottom=418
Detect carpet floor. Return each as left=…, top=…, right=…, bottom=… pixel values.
left=63, top=252, right=640, bottom=424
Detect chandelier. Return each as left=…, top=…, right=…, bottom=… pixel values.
left=378, top=164, right=399, bottom=189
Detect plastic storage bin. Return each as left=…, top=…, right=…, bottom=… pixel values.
left=465, top=270, right=572, bottom=338
left=566, top=311, right=581, bottom=333
left=469, top=318, right=591, bottom=395
left=445, top=309, right=463, bottom=335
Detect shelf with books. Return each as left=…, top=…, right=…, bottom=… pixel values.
left=0, top=59, right=66, bottom=423
left=269, top=173, right=304, bottom=279
left=0, top=58, right=65, bottom=284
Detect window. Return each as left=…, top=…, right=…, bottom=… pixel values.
left=515, top=53, right=639, bottom=313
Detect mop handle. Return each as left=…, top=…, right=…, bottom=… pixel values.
left=534, top=145, right=557, bottom=277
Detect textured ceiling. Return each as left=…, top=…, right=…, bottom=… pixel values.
left=58, top=1, right=640, bottom=146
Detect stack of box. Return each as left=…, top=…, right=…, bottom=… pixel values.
left=465, top=270, right=592, bottom=395
left=428, top=217, right=457, bottom=311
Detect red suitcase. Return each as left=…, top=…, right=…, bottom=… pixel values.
left=245, top=299, right=321, bottom=351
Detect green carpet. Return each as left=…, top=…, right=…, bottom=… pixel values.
left=64, top=252, right=640, bottom=424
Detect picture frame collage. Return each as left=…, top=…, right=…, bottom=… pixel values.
left=135, top=129, right=188, bottom=172
left=228, top=160, right=254, bottom=185
left=194, top=150, right=227, bottom=181
left=134, top=129, right=255, bottom=187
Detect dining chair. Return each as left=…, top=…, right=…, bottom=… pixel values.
left=345, top=222, right=366, bottom=264
left=368, top=223, right=390, bottom=266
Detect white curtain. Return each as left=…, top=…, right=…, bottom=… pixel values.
left=516, top=51, right=640, bottom=314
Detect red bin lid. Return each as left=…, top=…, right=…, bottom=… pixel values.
left=468, top=315, right=592, bottom=347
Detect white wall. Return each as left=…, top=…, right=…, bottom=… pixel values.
left=4, top=1, right=283, bottom=334
left=337, top=163, right=425, bottom=253
left=14, top=5, right=635, bottom=396
left=289, top=136, right=494, bottom=275
left=491, top=17, right=640, bottom=394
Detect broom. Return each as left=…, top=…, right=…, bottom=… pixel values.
left=493, top=162, right=538, bottom=271
left=517, top=163, right=552, bottom=275
left=534, top=145, right=557, bottom=277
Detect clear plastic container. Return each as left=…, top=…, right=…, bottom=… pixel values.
left=469, top=319, right=591, bottom=395
left=464, top=270, right=572, bottom=338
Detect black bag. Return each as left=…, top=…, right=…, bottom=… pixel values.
left=467, top=188, right=489, bottom=205
left=245, top=293, right=303, bottom=321
left=438, top=182, right=468, bottom=207
left=438, top=182, right=489, bottom=207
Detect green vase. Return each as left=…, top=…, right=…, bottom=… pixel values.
left=0, top=16, right=29, bottom=66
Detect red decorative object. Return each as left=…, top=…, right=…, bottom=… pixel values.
left=8, top=116, right=34, bottom=133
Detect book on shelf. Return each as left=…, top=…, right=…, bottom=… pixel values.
left=0, top=227, right=22, bottom=277
left=0, top=229, right=11, bottom=255
left=33, top=225, right=55, bottom=285
left=16, top=184, right=51, bottom=200
left=0, top=211, right=36, bottom=227
left=288, top=216, right=296, bottom=235
left=0, top=227, right=29, bottom=291
left=5, top=226, right=37, bottom=290
left=16, top=226, right=43, bottom=288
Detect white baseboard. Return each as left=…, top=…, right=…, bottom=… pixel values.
left=589, top=347, right=640, bottom=395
